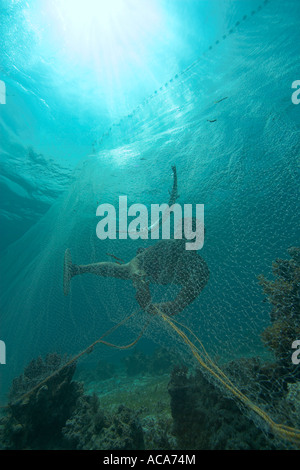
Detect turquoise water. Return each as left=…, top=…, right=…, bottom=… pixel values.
left=0, top=0, right=299, bottom=450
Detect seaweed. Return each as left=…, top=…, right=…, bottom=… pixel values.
left=258, top=247, right=300, bottom=374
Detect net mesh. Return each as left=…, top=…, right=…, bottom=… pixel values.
left=0, top=0, right=300, bottom=449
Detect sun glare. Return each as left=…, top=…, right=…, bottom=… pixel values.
left=22, top=0, right=166, bottom=115
left=44, top=0, right=162, bottom=65
left=54, top=0, right=125, bottom=35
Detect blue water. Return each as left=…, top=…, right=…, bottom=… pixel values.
left=0, top=0, right=299, bottom=447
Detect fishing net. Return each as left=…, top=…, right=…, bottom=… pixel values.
left=1, top=0, right=300, bottom=449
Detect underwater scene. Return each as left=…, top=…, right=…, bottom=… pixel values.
left=0, top=0, right=299, bottom=453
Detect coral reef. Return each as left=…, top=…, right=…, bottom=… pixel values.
left=224, top=357, right=286, bottom=402
left=258, top=246, right=300, bottom=375
left=1, top=353, right=82, bottom=449
left=141, top=415, right=176, bottom=450
left=63, top=395, right=144, bottom=450
left=286, top=382, right=300, bottom=424
left=165, top=249, right=300, bottom=450
left=168, top=366, right=278, bottom=450
left=2, top=341, right=296, bottom=450
left=62, top=393, right=107, bottom=449
left=1, top=353, right=145, bottom=450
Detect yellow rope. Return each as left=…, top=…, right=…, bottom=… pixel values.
left=2, top=304, right=300, bottom=446
left=168, top=314, right=237, bottom=387
left=5, top=309, right=149, bottom=408
left=160, top=311, right=300, bottom=446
